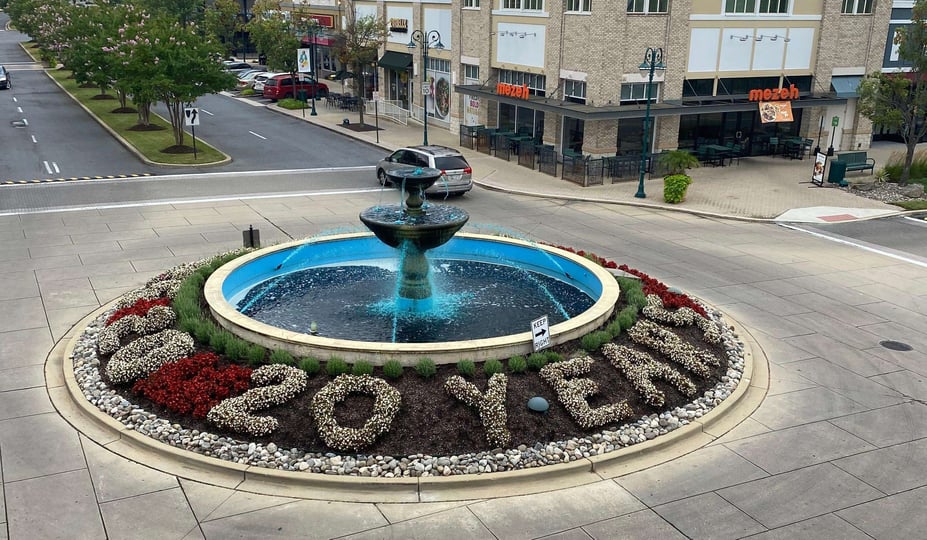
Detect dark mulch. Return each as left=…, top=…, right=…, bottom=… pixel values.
left=91, top=94, right=116, bottom=100
left=127, top=124, right=164, bottom=132
left=111, top=107, right=137, bottom=114
left=161, top=145, right=194, bottom=154
left=341, top=123, right=381, bottom=133
left=98, top=323, right=727, bottom=457
left=78, top=82, right=96, bottom=88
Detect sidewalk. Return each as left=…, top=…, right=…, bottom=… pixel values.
left=263, top=96, right=905, bottom=222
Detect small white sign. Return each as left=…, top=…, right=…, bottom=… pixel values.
left=372, top=91, right=379, bottom=100
left=422, top=85, right=431, bottom=96
left=531, top=315, right=550, bottom=352
left=183, top=107, right=200, bottom=126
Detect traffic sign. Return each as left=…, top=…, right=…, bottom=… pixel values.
left=184, top=107, right=200, bottom=126
left=531, top=315, right=550, bottom=352
left=831, top=116, right=839, bottom=127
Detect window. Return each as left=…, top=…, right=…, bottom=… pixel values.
left=628, top=0, right=668, bottom=13
left=428, top=58, right=451, bottom=73
left=620, top=82, right=659, bottom=103
left=725, top=0, right=788, bottom=14
left=499, top=69, right=546, bottom=96
left=563, top=79, right=586, bottom=104
left=842, top=0, right=873, bottom=14
left=463, top=64, right=479, bottom=81
left=567, top=0, right=592, bottom=11
left=502, top=0, right=543, bottom=10
left=463, top=0, right=480, bottom=6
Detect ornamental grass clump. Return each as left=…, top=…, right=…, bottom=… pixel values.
left=269, top=349, right=295, bottom=366
left=299, top=356, right=321, bottom=376
left=457, top=359, right=476, bottom=377
left=527, top=352, right=548, bottom=371
left=351, top=360, right=374, bottom=376
left=580, top=330, right=612, bottom=352
left=507, top=355, right=527, bottom=374
left=415, top=358, right=437, bottom=379
left=383, top=359, right=403, bottom=379
left=326, top=357, right=349, bottom=377
left=483, top=358, right=504, bottom=376
left=244, top=344, right=266, bottom=366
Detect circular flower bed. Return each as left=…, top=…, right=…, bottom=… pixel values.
left=69, top=246, right=746, bottom=477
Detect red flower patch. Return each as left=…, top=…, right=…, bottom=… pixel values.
left=106, top=297, right=172, bottom=326
left=617, top=265, right=707, bottom=318
left=132, top=353, right=253, bottom=418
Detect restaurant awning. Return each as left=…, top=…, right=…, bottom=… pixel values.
left=378, top=51, right=413, bottom=71
left=830, top=75, right=863, bottom=98
left=454, top=84, right=849, bottom=121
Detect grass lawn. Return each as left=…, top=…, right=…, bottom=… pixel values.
left=47, top=68, right=226, bottom=166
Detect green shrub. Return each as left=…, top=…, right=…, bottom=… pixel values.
left=663, top=174, right=693, bottom=204
left=241, top=88, right=255, bottom=96
left=627, top=288, right=648, bottom=310
left=351, top=360, right=374, bottom=376
left=545, top=350, right=564, bottom=363
left=269, top=349, right=295, bottom=365
left=507, top=355, right=527, bottom=374
left=605, top=320, right=623, bottom=339
left=383, top=359, right=403, bottom=379
left=580, top=330, right=611, bottom=352
left=885, top=150, right=927, bottom=181
left=483, top=358, right=504, bottom=376
left=208, top=329, right=231, bottom=353
left=326, top=357, right=349, bottom=376
left=457, top=359, right=476, bottom=377
left=415, top=358, right=437, bottom=379
left=224, top=338, right=249, bottom=361
left=527, top=352, right=548, bottom=371
left=245, top=344, right=266, bottom=366
left=299, top=356, right=321, bottom=375
left=278, top=98, right=307, bottom=110
left=190, top=319, right=213, bottom=343
left=657, top=149, right=700, bottom=175
left=618, top=307, right=638, bottom=331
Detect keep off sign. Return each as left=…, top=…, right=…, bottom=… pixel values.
left=531, top=315, right=550, bottom=352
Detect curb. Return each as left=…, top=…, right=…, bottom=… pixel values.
left=46, top=300, right=769, bottom=503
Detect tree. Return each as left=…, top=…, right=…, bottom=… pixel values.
left=246, top=0, right=299, bottom=73
left=134, top=0, right=206, bottom=28
left=331, top=3, right=387, bottom=126
left=859, top=0, right=927, bottom=184
left=203, top=0, right=241, bottom=58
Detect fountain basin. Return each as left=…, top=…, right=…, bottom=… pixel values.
left=205, top=233, right=620, bottom=365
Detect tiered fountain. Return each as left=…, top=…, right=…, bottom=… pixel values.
left=205, top=168, right=620, bottom=364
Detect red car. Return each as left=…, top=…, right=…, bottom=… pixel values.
left=262, top=74, right=329, bottom=101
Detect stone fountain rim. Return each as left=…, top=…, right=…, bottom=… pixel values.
left=204, top=232, right=620, bottom=366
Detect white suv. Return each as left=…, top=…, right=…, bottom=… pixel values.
left=376, top=145, right=473, bottom=196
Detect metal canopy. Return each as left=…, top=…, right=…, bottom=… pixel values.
left=377, top=51, right=413, bottom=71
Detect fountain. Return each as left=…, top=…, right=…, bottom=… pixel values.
left=358, top=167, right=469, bottom=312
left=204, top=169, right=620, bottom=364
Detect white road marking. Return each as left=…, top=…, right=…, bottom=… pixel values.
left=12, top=97, right=17, bottom=102
left=903, top=215, right=927, bottom=226
left=780, top=223, right=927, bottom=269
left=248, top=130, right=267, bottom=140
left=17, top=106, right=22, bottom=113
left=43, top=161, right=52, bottom=174
left=201, top=109, right=214, bottom=116
left=52, top=162, right=60, bottom=173
left=21, top=118, right=28, bottom=126
left=31, top=135, right=37, bottom=143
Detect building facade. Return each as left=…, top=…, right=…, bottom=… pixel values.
left=340, top=1, right=892, bottom=158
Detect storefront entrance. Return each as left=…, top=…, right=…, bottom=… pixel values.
left=679, top=108, right=803, bottom=156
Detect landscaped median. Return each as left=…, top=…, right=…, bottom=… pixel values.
left=45, top=67, right=228, bottom=166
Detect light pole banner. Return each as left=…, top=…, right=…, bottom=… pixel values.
left=297, top=48, right=312, bottom=73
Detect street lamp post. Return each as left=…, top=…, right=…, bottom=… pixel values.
left=635, top=47, right=665, bottom=199
left=306, top=23, right=320, bottom=117
left=407, top=29, right=443, bottom=146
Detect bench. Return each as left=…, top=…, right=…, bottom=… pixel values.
left=835, top=151, right=875, bottom=174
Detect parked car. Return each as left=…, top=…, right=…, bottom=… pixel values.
left=236, top=70, right=264, bottom=89
left=252, top=72, right=284, bottom=94
left=0, top=66, right=10, bottom=90
left=222, top=61, right=253, bottom=75
left=261, top=74, right=328, bottom=101
left=376, top=146, right=473, bottom=196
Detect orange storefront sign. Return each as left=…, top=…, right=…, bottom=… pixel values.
left=496, top=82, right=530, bottom=100
left=748, top=83, right=799, bottom=102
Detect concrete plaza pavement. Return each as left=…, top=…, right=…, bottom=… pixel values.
left=2, top=94, right=927, bottom=539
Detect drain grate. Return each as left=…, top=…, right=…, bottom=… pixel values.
left=880, top=340, right=913, bottom=352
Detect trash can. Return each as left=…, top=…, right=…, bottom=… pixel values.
left=827, top=160, right=848, bottom=187
left=296, top=90, right=308, bottom=103
left=258, top=53, right=267, bottom=66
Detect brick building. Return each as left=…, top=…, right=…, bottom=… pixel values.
left=343, top=0, right=892, bottom=158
